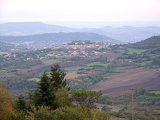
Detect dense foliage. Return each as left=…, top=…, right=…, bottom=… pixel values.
left=0, top=64, right=110, bottom=120
left=0, top=83, right=13, bottom=120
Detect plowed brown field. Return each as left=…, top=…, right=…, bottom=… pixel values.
left=91, top=68, right=160, bottom=96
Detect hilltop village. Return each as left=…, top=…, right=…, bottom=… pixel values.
left=48, top=41, right=110, bottom=58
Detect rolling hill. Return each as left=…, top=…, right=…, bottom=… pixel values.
left=0, top=35, right=160, bottom=98
left=0, top=41, right=28, bottom=52
left=0, top=22, right=75, bottom=36
left=0, top=32, right=119, bottom=49
left=132, top=36, right=160, bottom=48
left=80, top=26, right=160, bottom=43
left=1, top=22, right=160, bottom=43
left=125, top=36, right=160, bottom=54
left=91, top=36, right=160, bottom=96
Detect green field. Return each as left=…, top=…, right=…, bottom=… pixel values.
left=28, top=77, right=40, bottom=81
left=137, top=60, right=152, bottom=66
left=127, top=48, right=147, bottom=54
left=86, top=62, right=108, bottom=67
left=49, top=50, right=57, bottom=54
left=103, top=72, right=122, bottom=77
left=114, top=49, right=126, bottom=54
left=65, top=70, right=80, bottom=74
left=119, top=59, right=132, bottom=62
left=0, top=70, right=6, bottom=73
left=151, top=68, right=160, bottom=72
left=41, top=59, right=59, bottom=65
left=65, top=70, right=86, bottom=74
left=149, top=90, right=160, bottom=95
left=138, top=95, right=152, bottom=99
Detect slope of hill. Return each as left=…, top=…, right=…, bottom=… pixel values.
left=0, top=41, right=28, bottom=52
left=132, top=36, right=160, bottom=49
left=0, top=22, right=75, bottom=36
left=90, top=36, right=160, bottom=96
left=1, top=22, right=160, bottom=43
left=124, top=36, right=160, bottom=55
left=79, top=26, right=160, bottom=43
left=91, top=67, right=160, bottom=96
left=0, top=35, right=160, bottom=98
left=0, top=32, right=119, bottom=49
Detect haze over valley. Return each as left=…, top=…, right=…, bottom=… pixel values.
left=0, top=0, right=160, bottom=119
left=1, top=22, right=160, bottom=43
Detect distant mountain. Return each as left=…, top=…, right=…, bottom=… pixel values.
left=1, top=22, right=160, bottom=43
left=0, top=32, right=120, bottom=49
left=0, top=41, right=28, bottom=52
left=80, top=26, right=160, bottom=43
left=0, top=22, right=75, bottom=36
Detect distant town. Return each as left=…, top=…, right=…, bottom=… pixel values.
left=48, top=41, right=110, bottom=58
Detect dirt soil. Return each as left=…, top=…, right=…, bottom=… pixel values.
left=65, top=72, right=80, bottom=79
left=91, top=68, right=160, bottom=96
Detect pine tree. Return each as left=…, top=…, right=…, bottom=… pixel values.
left=50, top=64, right=66, bottom=90
left=34, top=72, right=55, bottom=107
left=33, top=64, right=67, bottom=109
left=16, top=94, right=27, bottom=112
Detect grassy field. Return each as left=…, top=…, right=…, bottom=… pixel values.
left=103, top=72, right=122, bottom=77
left=137, top=61, right=152, bottom=66
left=138, top=95, right=152, bottom=99
left=114, top=49, right=126, bottom=54
left=151, top=68, right=160, bottom=72
left=0, top=70, right=7, bottom=73
left=86, top=62, right=108, bottom=67
left=149, top=90, right=160, bottom=95
left=65, top=70, right=86, bottom=74
left=119, top=59, right=132, bottom=62
left=28, top=77, right=40, bottom=81
left=49, top=50, right=57, bottom=54
left=41, top=59, right=59, bottom=65
left=127, top=48, right=147, bottom=54
left=111, top=117, right=129, bottom=120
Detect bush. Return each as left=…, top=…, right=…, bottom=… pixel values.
left=51, top=107, right=88, bottom=120
left=11, top=111, right=26, bottom=120
left=0, top=83, right=13, bottom=120
left=54, top=88, right=72, bottom=108
left=27, top=106, right=53, bottom=120
left=93, top=111, right=110, bottom=120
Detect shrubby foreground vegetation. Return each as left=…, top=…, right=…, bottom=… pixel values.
left=0, top=64, right=110, bottom=120
left=1, top=64, right=159, bottom=120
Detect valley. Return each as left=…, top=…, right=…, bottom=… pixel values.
left=1, top=0, right=160, bottom=119
left=1, top=22, right=160, bottom=43
left=0, top=36, right=160, bottom=96
left=0, top=32, right=118, bottom=49
left=0, top=32, right=160, bottom=119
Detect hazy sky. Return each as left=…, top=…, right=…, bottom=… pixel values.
left=0, top=0, right=160, bottom=23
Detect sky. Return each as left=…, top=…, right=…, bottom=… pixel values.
left=0, top=0, right=160, bottom=26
